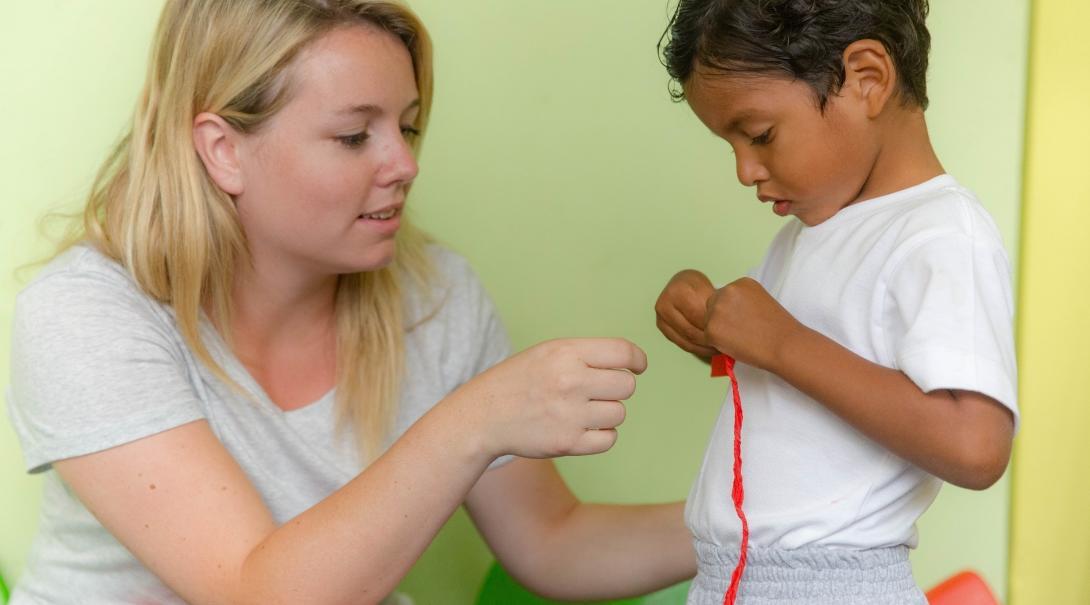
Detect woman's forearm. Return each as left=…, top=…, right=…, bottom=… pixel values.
left=520, top=501, right=695, bottom=601
left=238, top=399, right=493, bottom=604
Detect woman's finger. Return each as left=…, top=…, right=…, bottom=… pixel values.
left=583, top=400, right=627, bottom=430
left=581, top=368, right=638, bottom=402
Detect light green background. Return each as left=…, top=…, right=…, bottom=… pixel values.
left=0, top=2, right=1028, bottom=603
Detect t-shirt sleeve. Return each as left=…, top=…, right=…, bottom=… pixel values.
left=882, top=231, right=1019, bottom=428
left=428, top=249, right=514, bottom=470
left=7, top=268, right=207, bottom=473
left=430, top=251, right=511, bottom=389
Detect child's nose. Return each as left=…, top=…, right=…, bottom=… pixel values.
left=735, top=152, right=769, bottom=187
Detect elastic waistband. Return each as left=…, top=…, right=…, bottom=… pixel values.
left=690, top=539, right=926, bottom=604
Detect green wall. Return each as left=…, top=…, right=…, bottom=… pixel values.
left=0, top=2, right=1028, bottom=603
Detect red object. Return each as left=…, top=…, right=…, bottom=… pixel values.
left=711, top=354, right=748, bottom=605
left=925, top=571, right=1000, bottom=605
left=710, top=353, right=734, bottom=377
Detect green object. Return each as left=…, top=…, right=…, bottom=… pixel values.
left=475, top=561, right=689, bottom=605
left=1, top=569, right=9, bottom=605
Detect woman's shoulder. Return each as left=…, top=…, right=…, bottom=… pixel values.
left=422, top=242, right=474, bottom=279
left=15, top=244, right=169, bottom=331
left=22, top=244, right=142, bottom=299
left=410, top=243, right=488, bottom=303
left=402, top=243, right=502, bottom=330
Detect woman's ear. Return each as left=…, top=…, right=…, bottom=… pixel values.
left=841, top=39, right=897, bottom=119
left=192, top=112, right=245, bottom=196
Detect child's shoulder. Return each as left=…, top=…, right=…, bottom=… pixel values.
left=891, top=177, right=1006, bottom=249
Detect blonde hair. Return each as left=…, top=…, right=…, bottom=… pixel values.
left=74, top=0, right=435, bottom=462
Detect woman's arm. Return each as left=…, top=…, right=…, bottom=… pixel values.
left=465, top=458, right=695, bottom=601
left=55, top=337, right=647, bottom=605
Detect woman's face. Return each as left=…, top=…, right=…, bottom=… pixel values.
left=234, top=25, right=421, bottom=277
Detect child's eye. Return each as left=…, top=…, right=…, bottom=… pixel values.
left=750, top=128, right=773, bottom=146
left=401, top=125, right=421, bottom=141
left=337, top=132, right=370, bottom=149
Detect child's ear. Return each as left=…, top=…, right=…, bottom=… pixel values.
left=192, top=112, right=245, bottom=196
left=841, top=39, right=896, bottom=119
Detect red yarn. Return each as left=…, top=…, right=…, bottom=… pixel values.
left=711, top=354, right=748, bottom=605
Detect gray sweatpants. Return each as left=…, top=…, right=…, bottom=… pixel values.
left=688, top=539, right=928, bottom=605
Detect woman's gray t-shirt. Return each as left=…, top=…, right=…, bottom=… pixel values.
left=6, top=244, right=511, bottom=604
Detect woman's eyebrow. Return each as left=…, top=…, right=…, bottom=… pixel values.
left=337, top=99, right=421, bottom=117
left=336, top=103, right=383, bottom=116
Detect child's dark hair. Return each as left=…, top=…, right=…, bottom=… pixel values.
left=658, top=0, right=931, bottom=110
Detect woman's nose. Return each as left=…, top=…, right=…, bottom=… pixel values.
left=379, top=134, right=419, bottom=187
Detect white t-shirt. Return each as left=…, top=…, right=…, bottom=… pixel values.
left=686, top=175, right=1019, bottom=551
left=6, top=244, right=511, bottom=604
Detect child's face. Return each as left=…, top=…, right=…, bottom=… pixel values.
left=685, top=71, right=879, bottom=226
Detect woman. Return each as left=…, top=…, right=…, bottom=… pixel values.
left=6, top=1, right=694, bottom=603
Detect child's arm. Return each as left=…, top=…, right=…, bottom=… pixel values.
left=465, top=458, right=695, bottom=601
left=703, top=277, right=1014, bottom=490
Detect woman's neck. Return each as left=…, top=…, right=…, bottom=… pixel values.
left=227, top=253, right=340, bottom=411
left=231, top=256, right=338, bottom=349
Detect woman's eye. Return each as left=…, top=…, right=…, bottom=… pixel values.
left=750, top=128, right=773, bottom=146
left=337, top=132, right=369, bottom=148
left=401, top=125, right=421, bottom=141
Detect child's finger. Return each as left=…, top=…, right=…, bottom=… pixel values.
left=657, top=316, right=718, bottom=358
left=678, top=297, right=710, bottom=331
left=659, top=305, right=710, bottom=347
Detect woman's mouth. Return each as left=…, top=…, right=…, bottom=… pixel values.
left=359, top=206, right=400, bottom=221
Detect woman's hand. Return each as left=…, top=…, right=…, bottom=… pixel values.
left=449, top=338, right=648, bottom=460
left=654, top=269, right=718, bottom=360
left=704, top=277, right=804, bottom=372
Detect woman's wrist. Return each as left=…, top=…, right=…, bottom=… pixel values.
left=428, top=385, right=500, bottom=469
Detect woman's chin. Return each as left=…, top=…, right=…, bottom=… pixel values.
left=336, top=247, right=397, bottom=275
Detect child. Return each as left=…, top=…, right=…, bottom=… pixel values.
left=654, top=1, right=1018, bottom=603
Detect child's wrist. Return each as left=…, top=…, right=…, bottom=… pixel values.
left=768, top=319, right=811, bottom=374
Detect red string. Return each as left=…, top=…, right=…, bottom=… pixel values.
left=711, top=354, right=748, bottom=605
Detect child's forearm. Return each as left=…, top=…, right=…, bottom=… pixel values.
left=770, top=324, right=1014, bottom=490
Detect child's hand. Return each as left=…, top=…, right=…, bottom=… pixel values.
left=704, top=277, right=804, bottom=371
left=654, top=270, right=719, bottom=360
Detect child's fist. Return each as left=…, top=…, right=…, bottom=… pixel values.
left=654, top=270, right=719, bottom=360
left=704, top=277, right=802, bottom=371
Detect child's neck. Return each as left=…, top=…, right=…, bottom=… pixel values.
left=853, top=108, right=945, bottom=205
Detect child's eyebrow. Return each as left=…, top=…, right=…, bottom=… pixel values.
left=724, top=110, right=762, bottom=134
